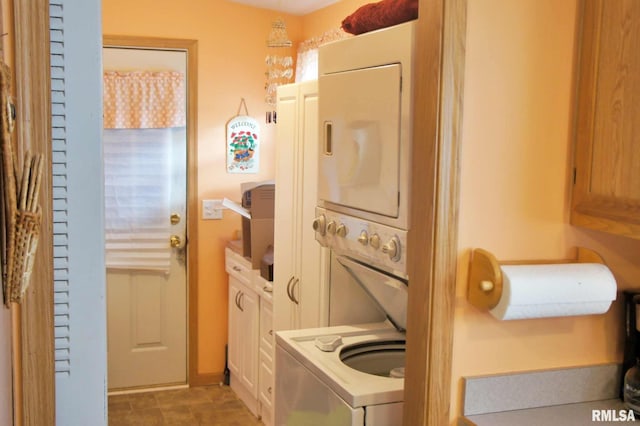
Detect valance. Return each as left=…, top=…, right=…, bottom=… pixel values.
left=103, top=71, right=186, bottom=129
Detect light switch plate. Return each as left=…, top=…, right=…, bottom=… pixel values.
left=202, top=199, right=224, bottom=220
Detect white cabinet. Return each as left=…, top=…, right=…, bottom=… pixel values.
left=225, top=248, right=275, bottom=423
left=225, top=248, right=259, bottom=416
left=256, top=280, right=274, bottom=426
left=274, top=80, right=328, bottom=332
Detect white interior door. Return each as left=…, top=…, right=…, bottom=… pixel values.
left=103, top=47, right=188, bottom=390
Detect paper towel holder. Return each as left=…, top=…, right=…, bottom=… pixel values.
left=467, top=247, right=605, bottom=311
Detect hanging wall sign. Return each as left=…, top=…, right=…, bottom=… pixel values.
left=227, top=99, right=260, bottom=173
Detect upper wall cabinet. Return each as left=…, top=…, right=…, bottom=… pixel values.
left=571, top=0, right=640, bottom=238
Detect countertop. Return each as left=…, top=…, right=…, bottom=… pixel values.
left=462, top=399, right=637, bottom=425
left=226, top=239, right=244, bottom=256
left=460, top=364, right=634, bottom=425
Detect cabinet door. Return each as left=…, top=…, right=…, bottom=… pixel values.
left=572, top=0, right=640, bottom=238
left=227, top=277, right=243, bottom=377
left=258, top=349, right=274, bottom=413
left=238, top=284, right=259, bottom=398
left=274, top=84, right=300, bottom=332
left=260, top=300, right=274, bottom=353
left=297, top=82, right=328, bottom=329
left=274, top=81, right=326, bottom=331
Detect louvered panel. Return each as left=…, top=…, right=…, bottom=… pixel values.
left=52, top=150, right=66, bottom=164
left=53, top=270, right=69, bottom=285
left=50, top=0, right=70, bottom=377
left=52, top=198, right=67, bottom=213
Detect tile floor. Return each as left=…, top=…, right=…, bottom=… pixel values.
left=108, top=384, right=263, bottom=426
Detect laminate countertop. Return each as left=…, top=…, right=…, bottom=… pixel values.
left=460, top=364, right=635, bottom=425
left=462, top=399, right=637, bottom=425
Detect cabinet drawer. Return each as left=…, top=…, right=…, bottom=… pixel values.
left=253, top=271, right=274, bottom=302
left=260, top=301, right=274, bottom=353
left=225, top=248, right=252, bottom=285
left=259, top=348, right=274, bottom=409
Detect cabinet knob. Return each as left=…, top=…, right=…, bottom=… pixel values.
left=286, top=276, right=295, bottom=301
left=268, top=386, right=272, bottom=394
left=290, top=278, right=300, bottom=305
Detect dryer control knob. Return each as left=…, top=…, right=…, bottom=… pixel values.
left=382, top=237, right=401, bottom=262
left=357, top=231, right=369, bottom=245
left=336, top=224, right=348, bottom=238
left=327, top=220, right=337, bottom=235
left=369, top=234, right=381, bottom=249
left=312, top=215, right=326, bottom=236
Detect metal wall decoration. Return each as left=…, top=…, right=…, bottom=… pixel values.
left=227, top=98, right=260, bottom=173
left=265, top=18, right=294, bottom=123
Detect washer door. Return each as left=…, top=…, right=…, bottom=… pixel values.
left=336, top=256, right=408, bottom=330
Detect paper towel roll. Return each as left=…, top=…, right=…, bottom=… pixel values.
left=489, top=263, right=617, bottom=320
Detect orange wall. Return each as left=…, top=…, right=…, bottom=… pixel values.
left=101, top=0, right=370, bottom=379
left=102, top=0, right=303, bottom=376
left=451, top=0, right=640, bottom=421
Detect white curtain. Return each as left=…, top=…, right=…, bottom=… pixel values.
left=295, top=48, right=319, bottom=83
left=295, top=28, right=349, bottom=83
left=102, top=70, right=185, bottom=272
left=103, top=127, right=184, bottom=272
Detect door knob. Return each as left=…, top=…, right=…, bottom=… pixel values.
left=170, top=213, right=181, bottom=225
left=170, top=235, right=182, bottom=248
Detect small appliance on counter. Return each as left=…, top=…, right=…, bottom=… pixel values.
left=623, top=291, right=640, bottom=412
left=260, top=245, right=274, bottom=281
left=223, top=181, right=275, bottom=269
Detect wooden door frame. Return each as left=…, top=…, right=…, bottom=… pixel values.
left=102, top=35, right=202, bottom=386
left=404, top=0, right=466, bottom=424
left=11, top=0, right=55, bottom=424
left=10, top=0, right=55, bottom=425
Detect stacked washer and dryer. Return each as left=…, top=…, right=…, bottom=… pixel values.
left=275, top=21, right=416, bottom=426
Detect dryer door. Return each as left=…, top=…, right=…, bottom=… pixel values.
left=318, top=63, right=402, bottom=219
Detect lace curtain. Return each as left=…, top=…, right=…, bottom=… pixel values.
left=295, top=28, right=349, bottom=83
left=103, top=70, right=186, bottom=272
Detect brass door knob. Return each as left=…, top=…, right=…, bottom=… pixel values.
left=170, top=213, right=181, bottom=225
left=170, top=235, right=182, bottom=248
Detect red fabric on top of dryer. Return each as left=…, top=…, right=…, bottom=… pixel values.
left=341, top=0, right=418, bottom=36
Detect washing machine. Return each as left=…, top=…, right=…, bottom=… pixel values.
left=275, top=208, right=410, bottom=426
left=275, top=322, right=406, bottom=426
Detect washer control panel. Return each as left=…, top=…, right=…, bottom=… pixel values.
left=313, top=207, right=408, bottom=277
